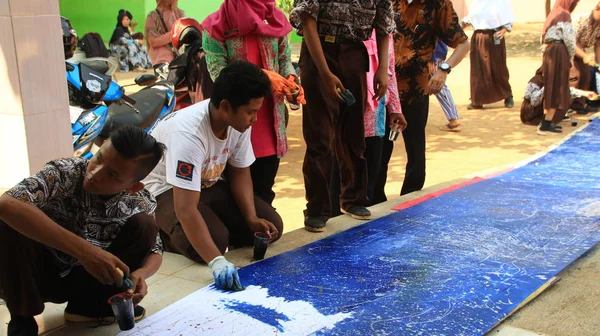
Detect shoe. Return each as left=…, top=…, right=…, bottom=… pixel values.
left=585, top=105, right=599, bottom=113
left=537, top=120, right=563, bottom=135
left=504, top=96, right=514, bottom=108
left=65, top=302, right=146, bottom=323
left=341, top=205, right=372, bottom=220
left=7, top=316, right=38, bottom=336
left=467, top=103, right=483, bottom=110
left=304, top=217, right=327, bottom=233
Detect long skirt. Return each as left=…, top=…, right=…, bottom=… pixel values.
left=542, top=43, right=571, bottom=111
left=110, top=39, right=152, bottom=72
left=470, top=30, right=513, bottom=106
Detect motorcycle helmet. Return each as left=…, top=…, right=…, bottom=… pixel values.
left=61, top=16, right=78, bottom=59
left=171, top=17, right=203, bottom=52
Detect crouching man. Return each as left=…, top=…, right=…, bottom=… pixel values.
left=0, top=126, right=166, bottom=335
left=143, top=61, right=284, bottom=291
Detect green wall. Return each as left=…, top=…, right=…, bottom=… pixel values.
left=59, top=0, right=302, bottom=48
left=59, top=0, right=146, bottom=43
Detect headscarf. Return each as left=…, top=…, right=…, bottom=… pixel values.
left=110, top=9, right=133, bottom=44
left=543, top=0, right=580, bottom=36
left=464, top=0, right=514, bottom=30
left=157, top=0, right=178, bottom=11
left=201, top=0, right=292, bottom=40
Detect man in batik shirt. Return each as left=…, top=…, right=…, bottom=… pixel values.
left=0, top=126, right=165, bottom=335
left=377, top=0, right=470, bottom=197
left=290, top=0, right=395, bottom=232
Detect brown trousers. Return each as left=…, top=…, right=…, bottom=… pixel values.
left=299, top=39, right=369, bottom=219
left=154, top=181, right=284, bottom=263
left=0, top=214, right=158, bottom=317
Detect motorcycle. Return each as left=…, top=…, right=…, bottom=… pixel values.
left=154, top=18, right=213, bottom=111
left=67, top=57, right=175, bottom=158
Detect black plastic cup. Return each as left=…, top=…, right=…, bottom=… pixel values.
left=108, top=293, right=135, bottom=331
left=253, top=232, right=271, bottom=260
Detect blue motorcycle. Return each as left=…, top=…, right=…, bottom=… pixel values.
left=67, top=58, right=175, bottom=159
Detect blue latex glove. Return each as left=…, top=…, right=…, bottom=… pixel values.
left=208, top=256, right=244, bottom=291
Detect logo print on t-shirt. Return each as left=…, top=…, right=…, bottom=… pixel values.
left=176, top=161, right=194, bottom=181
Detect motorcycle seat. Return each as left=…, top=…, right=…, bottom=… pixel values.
left=108, top=87, right=167, bottom=130
left=82, top=60, right=110, bottom=75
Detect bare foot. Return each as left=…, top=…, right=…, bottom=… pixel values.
left=448, top=119, right=461, bottom=128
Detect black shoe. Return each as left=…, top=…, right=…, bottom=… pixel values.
left=537, top=120, right=563, bottom=135
left=65, top=302, right=146, bottom=323
left=7, top=316, right=38, bottom=336
left=504, top=96, right=514, bottom=108
left=341, top=205, right=372, bottom=220
left=304, top=217, right=327, bottom=233
left=467, top=103, right=483, bottom=110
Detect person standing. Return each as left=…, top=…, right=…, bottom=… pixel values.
left=538, top=0, right=582, bottom=134
left=429, top=41, right=460, bottom=131
left=145, top=0, right=185, bottom=66
left=201, top=0, right=304, bottom=206
left=290, top=0, right=395, bottom=232
left=381, top=0, right=470, bottom=197
left=462, top=0, right=515, bottom=110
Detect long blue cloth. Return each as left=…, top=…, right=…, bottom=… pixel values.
left=127, top=121, right=600, bottom=336
left=236, top=121, right=600, bottom=335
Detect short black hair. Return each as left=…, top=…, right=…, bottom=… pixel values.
left=210, top=61, right=271, bottom=111
left=109, top=125, right=166, bottom=180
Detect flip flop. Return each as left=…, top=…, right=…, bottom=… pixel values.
left=439, top=124, right=461, bottom=132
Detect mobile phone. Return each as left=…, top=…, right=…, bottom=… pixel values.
left=336, top=88, right=356, bottom=106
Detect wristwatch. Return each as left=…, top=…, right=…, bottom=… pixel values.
left=438, top=62, right=452, bottom=74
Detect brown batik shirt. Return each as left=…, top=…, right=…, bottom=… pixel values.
left=5, top=157, right=163, bottom=277
left=572, top=11, right=600, bottom=49
left=290, top=0, right=396, bottom=42
left=392, top=0, right=468, bottom=103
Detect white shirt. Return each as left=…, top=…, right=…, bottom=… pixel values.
left=143, top=100, right=255, bottom=197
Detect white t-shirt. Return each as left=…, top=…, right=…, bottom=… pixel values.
left=143, top=100, right=255, bottom=197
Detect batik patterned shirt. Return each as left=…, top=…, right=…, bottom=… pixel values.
left=290, top=0, right=396, bottom=41
left=392, top=0, right=468, bottom=103
left=572, top=11, right=600, bottom=49
left=5, top=157, right=162, bottom=277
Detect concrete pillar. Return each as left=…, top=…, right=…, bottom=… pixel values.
left=0, top=0, right=72, bottom=191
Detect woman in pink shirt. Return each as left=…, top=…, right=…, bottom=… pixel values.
left=144, top=0, right=185, bottom=66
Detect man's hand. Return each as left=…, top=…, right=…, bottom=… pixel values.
left=128, top=270, right=148, bottom=306
left=389, top=113, right=407, bottom=131
left=248, top=217, right=279, bottom=239
left=209, top=256, right=244, bottom=291
left=425, top=70, right=448, bottom=95
left=427, top=61, right=437, bottom=74
left=78, top=245, right=129, bottom=286
left=494, top=28, right=508, bottom=40
left=373, top=68, right=389, bottom=101
left=323, top=72, right=345, bottom=101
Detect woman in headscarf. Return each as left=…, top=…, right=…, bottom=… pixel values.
left=520, top=66, right=595, bottom=126
left=144, top=0, right=185, bottom=66
left=109, top=9, right=152, bottom=72
left=462, top=0, right=515, bottom=110
left=538, top=0, right=583, bottom=134
left=201, top=0, right=305, bottom=206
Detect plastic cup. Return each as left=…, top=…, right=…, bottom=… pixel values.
left=494, top=35, right=501, bottom=45
left=253, top=232, right=272, bottom=260
left=108, top=293, right=135, bottom=331
left=388, top=124, right=401, bottom=142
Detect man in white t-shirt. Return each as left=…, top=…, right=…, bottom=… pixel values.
left=143, top=61, right=283, bottom=291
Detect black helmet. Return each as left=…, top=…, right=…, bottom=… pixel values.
left=61, top=16, right=78, bottom=59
